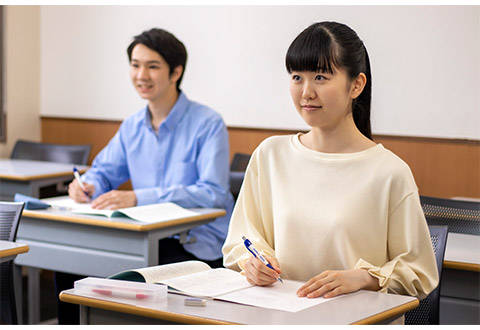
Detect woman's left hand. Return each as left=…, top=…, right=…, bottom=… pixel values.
left=297, top=269, right=380, bottom=299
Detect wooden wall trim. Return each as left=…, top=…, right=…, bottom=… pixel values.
left=41, top=116, right=480, bottom=145
left=41, top=117, right=480, bottom=199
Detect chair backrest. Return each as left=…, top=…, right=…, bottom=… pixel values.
left=229, top=153, right=251, bottom=200
left=11, top=140, right=91, bottom=165
left=0, top=202, right=25, bottom=242
left=230, top=153, right=251, bottom=172
left=0, top=202, right=25, bottom=325
left=405, top=225, right=448, bottom=325
left=420, top=195, right=480, bottom=235
left=230, top=171, right=245, bottom=201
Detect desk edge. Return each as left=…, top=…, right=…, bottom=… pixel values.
left=59, top=292, right=236, bottom=325
left=0, top=168, right=86, bottom=181
left=444, top=260, right=480, bottom=272
left=22, top=210, right=226, bottom=231
left=353, top=298, right=419, bottom=325
left=0, top=244, right=29, bottom=258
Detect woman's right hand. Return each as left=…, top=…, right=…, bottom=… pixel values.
left=68, top=178, right=95, bottom=203
left=242, top=255, right=282, bottom=286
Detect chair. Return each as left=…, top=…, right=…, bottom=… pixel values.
left=0, top=202, right=25, bottom=325
left=419, top=195, right=480, bottom=235
left=405, top=225, right=448, bottom=325
left=229, top=153, right=251, bottom=201
left=230, top=153, right=251, bottom=172
left=11, top=140, right=91, bottom=165
left=11, top=140, right=91, bottom=198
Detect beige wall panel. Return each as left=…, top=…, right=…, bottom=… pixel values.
left=0, top=6, right=41, bottom=157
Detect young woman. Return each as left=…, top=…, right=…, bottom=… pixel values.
left=222, top=22, right=438, bottom=304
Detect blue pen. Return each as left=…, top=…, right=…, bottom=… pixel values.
left=73, top=167, right=89, bottom=197
left=242, top=236, right=283, bottom=283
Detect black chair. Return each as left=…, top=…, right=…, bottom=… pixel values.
left=229, top=153, right=251, bottom=201
left=0, top=202, right=25, bottom=325
left=230, top=153, right=251, bottom=172
left=11, top=140, right=91, bottom=165
left=405, top=225, right=448, bottom=325
left=419, top=195, right=480, bottom=235
left=11, top=140, right=91, bottom=198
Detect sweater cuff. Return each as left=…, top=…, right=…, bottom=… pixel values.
left=134, top=188, right=161, bottom=206
left=355, top=258, right=391, bottom=292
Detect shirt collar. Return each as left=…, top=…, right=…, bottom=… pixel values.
left=143, top=91, right=189, bottom=132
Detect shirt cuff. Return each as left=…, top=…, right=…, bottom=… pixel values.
left=355, top=258, right=391, bottom=293
left=80, top=174, right=104, bottom=199
left=134, top=187, right=162, bottom=206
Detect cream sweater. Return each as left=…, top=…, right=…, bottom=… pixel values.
left=222, top=134, right=438, bottom=299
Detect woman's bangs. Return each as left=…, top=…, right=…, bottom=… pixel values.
left=286, top=28, right=338, bottom=74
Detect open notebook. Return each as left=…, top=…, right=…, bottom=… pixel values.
left=46, top=196, right=199, bottom=224
left=109, top=260, right=334, bottom=312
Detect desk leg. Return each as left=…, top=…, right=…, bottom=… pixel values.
left=13, top=265, right=23, bottom=325
left=145, top=232, right=160, bottom=265
left=27, top=267, right=41, bottom=324
left=80, top=306, right=89, bottom=325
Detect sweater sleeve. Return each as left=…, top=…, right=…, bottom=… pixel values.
left=355, top=192, right=439, bottom=299
left=222, top=148, right=276, bottom=271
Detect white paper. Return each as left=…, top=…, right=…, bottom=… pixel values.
left=137, top=260, right=212, bottom=283
left=117, top=203, right=198, bottom=223
left=46, top=196, right=198, bottom=223
left=160, top=268, right=253, bottom=298
left=216, top=279, right=334, bottom=312
left=48, top=197, right=114, bottom=216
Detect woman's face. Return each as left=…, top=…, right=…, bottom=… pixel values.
left=289, top=68, right=360, bottom=130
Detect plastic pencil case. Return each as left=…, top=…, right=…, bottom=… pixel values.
left=74, top=277, right=167, bottom=303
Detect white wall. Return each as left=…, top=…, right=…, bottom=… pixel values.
left=0, top=6, right=40, bottom=158
left=40, top=6, right=479, bottom=140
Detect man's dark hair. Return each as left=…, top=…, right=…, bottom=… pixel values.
left=127, top=28, right=187, bottom=91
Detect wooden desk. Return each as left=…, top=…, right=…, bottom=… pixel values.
left=59, top=289, right=418, bottom=325
left=14, top=200, right=225, bottom=324
left=440, top=233, right=480, bottom=324
left=0, top=159, right=87, bottom=200
left=0, top=240, right=29, bottom=263
left=452, top=197, right=480, bottom=203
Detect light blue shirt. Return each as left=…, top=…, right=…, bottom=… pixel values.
left=82, top=92, right=234, bottom=260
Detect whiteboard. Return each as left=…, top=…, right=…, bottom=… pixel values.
left=40, top=6, right=480, bottom=139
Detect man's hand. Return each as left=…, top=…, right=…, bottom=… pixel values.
left=68, top=179, right=95, bottom=203
left=90, top=190, right=137, bottom=210
left=297, top=269, right=380, bottom=299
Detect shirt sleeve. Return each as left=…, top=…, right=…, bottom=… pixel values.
left=81, top=129, right=130, bottom=199
left=134, top=117, right=231, bottom=209
left=355, top=192, right=439, bottom=299
left=222, top=148, right=276, bottom=271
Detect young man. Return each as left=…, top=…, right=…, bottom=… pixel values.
left=58, top=28, right=234, bottom=324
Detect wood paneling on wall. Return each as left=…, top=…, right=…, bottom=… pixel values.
left=41, top=117, right=480, bottom=199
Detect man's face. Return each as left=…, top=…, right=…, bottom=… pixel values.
left=129, top=43, right=177, bottom=103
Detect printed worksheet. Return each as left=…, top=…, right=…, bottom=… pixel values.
left=216, top=279, right=336, bottom=312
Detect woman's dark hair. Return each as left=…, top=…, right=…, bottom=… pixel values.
left=127, top=28, right=187, bottom=92
left=286, top=22, right=372, bottom=139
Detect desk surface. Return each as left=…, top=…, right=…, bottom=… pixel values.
left=444, top=233, right=480, bottom=272
left=22, top=206, right=226, bottom=232
left=0, top=240, right=29, bottom=259
left=0, top=159, right=88, bottom=181
left=60, top=289, right=417, bottom=325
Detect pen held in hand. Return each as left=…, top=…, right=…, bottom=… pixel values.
left=242, top=235, right=283, bottom=283
left=73, top=166, right=90, bottom=198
